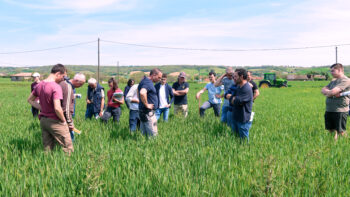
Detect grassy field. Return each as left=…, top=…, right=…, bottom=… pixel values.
left=0, top=78, right=349, bottom=196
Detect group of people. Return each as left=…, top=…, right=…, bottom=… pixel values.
left=28, top=63, right=261, bottom=154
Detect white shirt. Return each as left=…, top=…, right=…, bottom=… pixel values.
left=125, top=84, right=139, bottom=110
left=159, top=84, right=168, bottom=108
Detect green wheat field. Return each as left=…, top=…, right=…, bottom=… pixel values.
left=0, top=78, right=349, bottom=196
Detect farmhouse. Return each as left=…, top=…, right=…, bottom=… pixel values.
left=11, top=73, right=32, bottom=81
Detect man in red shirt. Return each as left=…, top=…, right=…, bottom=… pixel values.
left=27, top=64, right=73, bottom=154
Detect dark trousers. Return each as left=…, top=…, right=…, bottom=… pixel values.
left=129, top=110, right=140, bottom=132
left=31, top=106, right=39, bottom=118
left=200, top=101, right=221, bottom=117
left=101, top=106, right=122, bottom=123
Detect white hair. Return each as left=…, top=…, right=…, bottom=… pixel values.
left=73, top=73, right=86, bottom=82
left=88, top=78, right=97, bottom=85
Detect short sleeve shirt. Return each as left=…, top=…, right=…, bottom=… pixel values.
left=138, top=77, right=158, bottom=110
left=222, top=77, right=235, bottom=106
left=250, top=80, right=258, bottom=95
left=172, top=82, right=189, bottom=105
left=32, top=81, right=63, bottom=120
left=107, top=88, right=122, bottom=108
left=205, top=83, right=222, bottom=104
left=326, top=76, right=350, bottom=112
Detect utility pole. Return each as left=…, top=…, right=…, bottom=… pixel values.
left=97, top=38, right=100, bottom=83
left=335, top=46, right=338, bottom=64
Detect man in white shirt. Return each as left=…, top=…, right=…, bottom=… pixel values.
left=155, top=74, right=174, bottom=122
left=125, top=84, right=140, bottom=132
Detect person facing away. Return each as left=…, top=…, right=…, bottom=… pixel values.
left=247, top=71, right=260, bottom=101
left=60, top=73, right=86, bottom=141
left=138, top=68, right=162, bottom=137
left=27, top=64, right=73, bottom=154
left=226, top=68, right=253, bottom=141
left=321, top=63, right=350, bottom=140
left=101, top=78, right=124, bottom=123
left=214, top=67, right=235, bottom=123
left=172, top=72, right=190, bottom=117
left=125, top=83, right=140, bottom=132
left=196, top=70, right=222, bottom=117
left=85, top=78, right=105, bottom=119
left=124, top=78, right=135, bottom=109
left=30, top=72, right=41, bottom=118
left=155, top=73, right=174, bottom=122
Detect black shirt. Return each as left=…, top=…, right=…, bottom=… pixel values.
left=138, top=77, right=158, bottom=110
left=172, top=82, right=189, bottom=105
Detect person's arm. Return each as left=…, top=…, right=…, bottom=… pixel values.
left=232, top=86, right=253, bottom=105
left=175, top=88, right=189, bottom=96
left=196, top=88, right=207, bottom=100
left=169, top=85, right=174, bottom=106
left=214, top=74, right=225, bottom=87
left=27, top=93, right=41, bottom=110
left=253, top=89, right=260, bottom=100
left=53, top=99, right=66, bottom=123
left=112, top=96, right=124, bottom=104
left=140, top=88, right=154, bottom=109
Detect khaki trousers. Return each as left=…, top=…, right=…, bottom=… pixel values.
left=40, top=117, right=74, bottom=154
left=174, top=104, right=188, bottom=117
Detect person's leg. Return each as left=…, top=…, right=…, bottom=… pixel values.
left=226, top=110, right=233, bottom=128
left=200, top=101, right=211, bottom=117
left=174, top=105, right=180, bottom=116
left=213, top=103, right=221, bottom=117
left=221, top=105, right=229, bottom=123
left=182, top=105, right=188, bottom=117
left=155, top=108, right=162, bottom=121
left=163, top=107, right=169, bottom=122
left=101, top=107, right=112, bottom=123
left=45, top=117, right=74, bottom=154
left=129, top=110, right=138, bottom=132
left=231, top=119, right=239, bottom=137
left=335, top=112, right=348, bottom=140
left=40, top=117, right=55, bottom=151
left=85, top=105, right=93, bottom=119
left=112, top=107, right=121, bottom=122
left=32, top=106, right=39, bottom=118
left=237, top=121, right=251, bottom=142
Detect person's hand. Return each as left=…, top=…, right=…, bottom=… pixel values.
left=68, top=124, right=74, bottom=130
left=230, top=96, right=236, bottom=104
left=166, top=104, right=171, bottom=108
left=196, top=93, right=200, bottom=100
left=215, top=94, right=221, bottom=98
left=321, top=88, right=329, bottom=95
left=86, top=99, right=91, bottom=104
left=145, top=103, right=154, bottom=109
left=99, top=112, right=103, bottom=117
left=226, top=94, right=232, bottom=100
left=335, top=93, right=341, bottom=98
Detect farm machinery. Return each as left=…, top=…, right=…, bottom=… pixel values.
left=259, top=73, right=288, bottom=88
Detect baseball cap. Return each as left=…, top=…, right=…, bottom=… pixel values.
left=178, top=72, right=186, bottom=79
left=32, top=72, right=40, bottom=77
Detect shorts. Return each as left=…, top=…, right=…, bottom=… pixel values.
left=324, top=112, right=347, bottom=133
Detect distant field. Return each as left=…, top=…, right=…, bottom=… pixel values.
left=1, top=78, right=349, bottom=196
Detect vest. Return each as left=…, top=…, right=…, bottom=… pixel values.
left=87, top=83, right=104, bottom=113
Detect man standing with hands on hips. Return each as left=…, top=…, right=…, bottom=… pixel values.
left=138, top=68, right=162, bottom=137
left=322, top=63, right=350, bottom=140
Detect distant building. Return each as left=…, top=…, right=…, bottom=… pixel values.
left=0, top=73, right=7, bottom=77
left=11, top=73, right=32, bottom=81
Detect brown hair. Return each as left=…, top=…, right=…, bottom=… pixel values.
left=330, top=63, right=343, bottom=71
left=108, top=78, right=118, bottom=91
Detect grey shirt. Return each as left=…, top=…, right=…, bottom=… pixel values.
left=326, top=76, right=350, bottom=112
left=222, top=77, right=235, bottom=107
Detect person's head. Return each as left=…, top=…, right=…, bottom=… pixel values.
left=178, top=72, right=186, bottom=84
left=127, top=79, right=135, bottom=87
left=108, top=78, right=118, bottom=90
left=160, top=73, right=167, bottom=85
left=209, top=70, right=216, bottom=83
left=32, top=72, right=40, bottom=82
left=247, top=71, right=253, bottom=81
left=225, top=67, right=234, bottom=79
left=71, top=73, right=86, bottom=88
left=330, top=63, right=344, bottom=78
left=149, top=68, right=162, bottom=83
left=234, top=68, right=248, bottom=85
left=88, top=78, right=97, bottom=89
left=51, top=64, right=67, bottom=83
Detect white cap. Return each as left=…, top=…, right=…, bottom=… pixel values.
left=88, top=78, right=97, bottom=85
left=32, top=72, right=40, bottom=77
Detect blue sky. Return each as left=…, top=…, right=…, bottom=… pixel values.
left=1, top=0, right=350, bottom=67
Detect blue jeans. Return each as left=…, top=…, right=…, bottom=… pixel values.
left=231, top=119, right=252, bottom=141
left=221, top=105, right=230, bottom=123
left=200, top=101, right=221, bottom=117
left=129, top=110, right=140, bottom=132
left=226, top=110, right=233, bottom=128
left=85, top=104, right=99, bottom=119
left=155, top=107, right=170, bottom=122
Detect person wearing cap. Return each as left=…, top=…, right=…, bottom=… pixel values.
left=85, top=78, right=105, bottom=119
left=196, top=71, right=222, bottom=117
left=172, top=72, right=190, bottom=117
left=27, top=64, right=73, bottom=154
left=60, top=73, right=86, bottom=141
left=138, top=68, right=162, bottom=136
left=214, top=67, right=235, bottom=123
left=31, top=72, right=41, bottom=117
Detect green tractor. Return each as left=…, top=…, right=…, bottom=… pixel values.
left=259, top=73, right=288, bottom=88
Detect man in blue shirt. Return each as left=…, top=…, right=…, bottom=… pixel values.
left=196, top=71, right=222, bottom=117
left=225, top=68, right=253, bottom=141
left=138, top=68, right=162, bottom=136
left=172, top=72, right=190, bottom=117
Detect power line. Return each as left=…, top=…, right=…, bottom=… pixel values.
left=101, top=39, right=350, bottom=52
left=0, top=40, right=96, bottom=55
